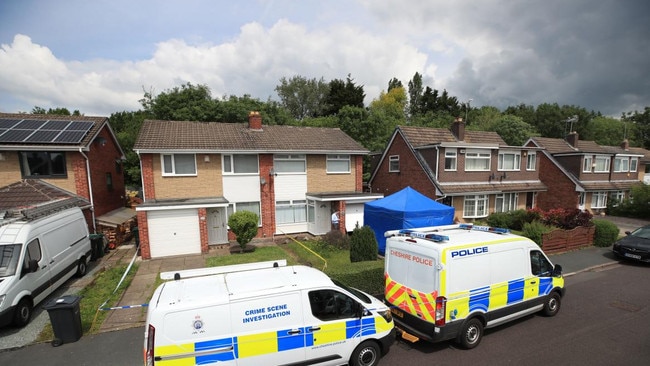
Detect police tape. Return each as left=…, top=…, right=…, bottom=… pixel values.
left=100, top=303, right=149, bottom=311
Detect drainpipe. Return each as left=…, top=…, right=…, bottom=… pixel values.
left=79, top=148, right=96, bottom=233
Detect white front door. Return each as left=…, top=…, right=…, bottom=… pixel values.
left=578, top=192, right=586, bottom=210
left=207, top=208, right=228, bottom=244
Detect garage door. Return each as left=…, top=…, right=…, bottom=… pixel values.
left=147, top=209, right=201, bottom=258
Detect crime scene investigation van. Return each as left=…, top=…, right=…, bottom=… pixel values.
left=0, top=200, right=92, bottom=328
left=384, top=224, right=564, bottom=349
left=144, top=260, right=395, bottom=366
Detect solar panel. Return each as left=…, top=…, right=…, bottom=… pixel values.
left=0, top=119, right=22, bottom=129
left=0, top=118, right=95, bottom=144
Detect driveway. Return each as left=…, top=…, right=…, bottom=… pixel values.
left=596, top=215, right=649, bottom=235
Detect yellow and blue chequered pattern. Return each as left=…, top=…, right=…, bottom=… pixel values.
left=155, top=317, right=387, bottom=365
left=386, top=273, right=564, bottom=323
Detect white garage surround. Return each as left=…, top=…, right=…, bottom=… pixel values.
left=147, top=209, right=201, bottom=258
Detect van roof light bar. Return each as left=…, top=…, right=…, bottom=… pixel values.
left=458, top=223, right=509, bottom=234
left=399, top=229, right=449, bottom=242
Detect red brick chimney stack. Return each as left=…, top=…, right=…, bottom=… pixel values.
left=248, top=111, right=262, bottom=130
left=451, top=117, right=465, bottom=141
left=620, top=139, right=629, bottom=150
left=566, top=131, right=579, bottom=148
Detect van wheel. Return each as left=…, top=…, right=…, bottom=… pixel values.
left=542, top=292, right=561, bottom=317
left=76, top=257, right=88, bottom=277
left=350, top=341, right=380, bottom=366
left=457, top=318, right=483, bottom=349
left=12, top=298, right=32, bottom=327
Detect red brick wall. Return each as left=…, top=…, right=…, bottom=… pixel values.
left=136, top=211, right=151, bottom=259
left=141, top=154, right=156, bottom=200
left=369, top=132, right=438, bottom=198
left=86, top=127, right=126, bottom=217
left=536, top=153, right=578, bottom=210
left=198, top=208, right=209, bottom=253
left=258, top=154, right=276, bottom=238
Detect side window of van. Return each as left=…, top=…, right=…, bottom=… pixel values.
left=25, top=239, right=42, bottom=265
left=308, top=290, right=357, bottom=321
left=530, top=250, right=553, bottom=276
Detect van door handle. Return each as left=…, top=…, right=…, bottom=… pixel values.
left=308, top=327, right=321, bottom=332
left=409, top=294, right=417, bottom=299
left=287, top=329, right=302, bottom=335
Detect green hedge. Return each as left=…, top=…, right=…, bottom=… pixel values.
left=325, top=261, right=385, bottom=296
left=592, top=219, right=620, bottom=247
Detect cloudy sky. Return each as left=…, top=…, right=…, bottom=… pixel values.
left=0, top=0, right=648, bottom=117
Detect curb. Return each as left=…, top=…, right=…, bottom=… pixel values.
left=563, top=260, right=620, bottom=277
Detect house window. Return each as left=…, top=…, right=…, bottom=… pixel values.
left=583, top=156, right=593, bottom=173
left=276, top=200, right=307, bottom=224
left=227, top=202, right=261, bottom=226
left=274, top=154, right=306, bottom=173
left=465, top=149, right=491, bottom=171
left=578, top=192, right=585, bottom=206
left=613, top=157, right=630, bottom=172
left=593, top=156, right=610, bottom=172
left=19, top=151, right=67, bottom=178
left=389, top=155, right=400, bottom=172
left=526, top=152, right=536, bottom=171
left=463, top=195, right=488, bottom=218
left=106, top=173, right=113, bottom=191
left=223, top=154, right=258, bottom=174
left=444, top=149, right=457, bottom=171
left=498, top=151, right=521, bottom=171
left=326, top=154, right=350, bottom=173
left=609, top=191, right=624, bottom=206
left=162, top=154, right=196, bottom=176
left=495, top=193, right=518, bottom=213
left=630, top=158, right=638, bottom=172
left=307, top=200, right=316, bottom=224
left=591, top=191, right=607, bottom=208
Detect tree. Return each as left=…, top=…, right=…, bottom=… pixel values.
left=140, top=83, right=218, bottom=121
left=407, top=72, right=424, bottom=118
left=586, top=116, right=627, bottom=146
left=228, top=211, right=259, bottom=252
left=275, top=75, right=329, bottom=120
left=31, top=106, right=80, bottom=115
left=323, top=74, right=365, bottom=116
left=109, top=110, right=151, bottom=186
left=387, top=77, right=403, bottom=91
left=624, top=107, right=650, bottom=149
left=488, top=115, right=539, bottom=146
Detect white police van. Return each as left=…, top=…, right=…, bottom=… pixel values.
left=384, top=224, right=564, bottom=349
left=144, top=260, right=395, bottom=366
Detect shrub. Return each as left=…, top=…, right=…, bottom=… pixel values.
left=608, top=183, right=650, bottom=219
left=321, top=230, right=350, bottom=250
left=521, top=221, right=552, bottom=246
left=349, top=226, right=378, bottom=263
left=541, top=208, right=593, bottom=229
left=487, top=212, right=512, bottom=228
left=592, top=219, right=620, bottom=247
left=228, top=211, right=259, bottom=251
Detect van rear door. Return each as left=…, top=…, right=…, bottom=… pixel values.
left=385, top=243, right=439, bottom=322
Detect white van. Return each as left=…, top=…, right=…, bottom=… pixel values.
left=144, top=260, right=395, bottom=366
left=384, top=224, right=564, bottom=349
left=0, top=204, right=92, bottom=328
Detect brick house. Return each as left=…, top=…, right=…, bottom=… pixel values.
left=133, top=112, right=380, bottom=259
left=526, top=133, right=647, bottom=213
left=368, top=118, right=546, bottom=222
left=0, top=113, right=127, bottom=232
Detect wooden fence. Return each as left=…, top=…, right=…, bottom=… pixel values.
left=541, top=226, right=595, bottom=254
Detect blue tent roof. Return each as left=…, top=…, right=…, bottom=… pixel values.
left=364, top=187, right=455, bottom=255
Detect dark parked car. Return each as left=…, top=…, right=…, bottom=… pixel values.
left=612, top=225, right=650, bottom=263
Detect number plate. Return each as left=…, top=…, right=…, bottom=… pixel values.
left=624, top=253, right=641, bottom=260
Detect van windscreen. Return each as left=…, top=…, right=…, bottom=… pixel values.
left=0, top=244, right=22, bottom=277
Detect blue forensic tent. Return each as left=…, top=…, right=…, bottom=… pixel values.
left=364, top=187, right=455, bottom=255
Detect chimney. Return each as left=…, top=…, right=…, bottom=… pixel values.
left=451, top=117, right=465, bottom=141
left=566, top=131, right=579, bottom=148
left=620, top=139, right=629, bottom=150
left=248, top=111, right=262, bottom=130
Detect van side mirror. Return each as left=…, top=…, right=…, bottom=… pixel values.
left=553, top=264, right=562, bottom=277
left=28, top=259, right=39, bottom=273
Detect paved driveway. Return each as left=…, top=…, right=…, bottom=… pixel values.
left=596, top=215, right=649, bottom=235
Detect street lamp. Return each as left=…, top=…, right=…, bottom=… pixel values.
left=465, top=99, right=473, bottom=123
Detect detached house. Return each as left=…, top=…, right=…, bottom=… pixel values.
left=526, top=132, right=647, bottom=213
left=0, top=113, right=127, bottom=232
left=368, top=118, right=547, bottom=221
left=133, top=112, right=379, bottom=259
